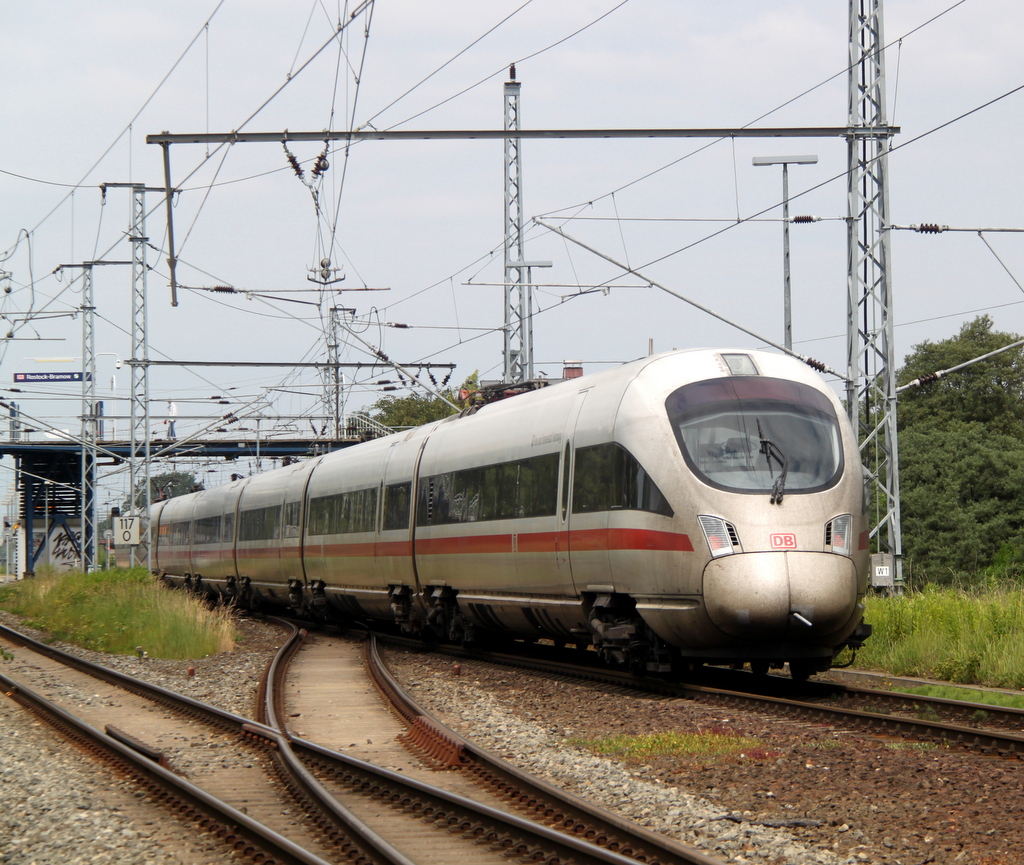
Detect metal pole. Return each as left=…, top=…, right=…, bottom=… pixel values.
left=160, top=143, right=179, bottom=307
left=43, top=482, right=49, bottom=569
left=128, top=186, right=151, bottom=569
left=80, top=265, right=97, bottom=571
left=326, top=307, right=342, bottom=438
left=847, top=0, right=902, bottom=591
left=752, top=155, right=817, bottom=352
left=503, top=67, right=526, bottom=383
left=782, top=163, right=792, bottom=351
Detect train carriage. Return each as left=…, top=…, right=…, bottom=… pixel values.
left=153, top=349, right=871, bottom=679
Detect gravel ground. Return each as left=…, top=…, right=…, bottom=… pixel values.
left=0, top=611, right=283, bottom=865
left=1, top=612, right=1019, bottom=865
left=382, top=647, right=1022, bottom=865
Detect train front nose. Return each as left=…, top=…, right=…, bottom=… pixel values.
left=702, top=552, right=858, bottom=640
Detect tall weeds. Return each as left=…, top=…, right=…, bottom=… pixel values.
left=0, top=568, right=236, bottom=659
left=858, top=586, right=1024, bottom=689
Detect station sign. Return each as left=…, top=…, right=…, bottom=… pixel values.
left=14, top=371, right=90, bottom=383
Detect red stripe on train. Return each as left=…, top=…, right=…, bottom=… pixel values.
left=416, top=528, right=693, bottom=556
left=169, top=529, right=693, bottom=560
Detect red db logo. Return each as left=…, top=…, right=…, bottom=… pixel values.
left=770, top=533, right=797, bottom=550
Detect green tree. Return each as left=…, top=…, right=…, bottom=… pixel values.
left=897, top=315, right=1024, bottom=435
left=366, top=372, right=479, bottom=429
left=120, top=471, right=204, bottom=513
left=896, top=317, right=1024, bottom=583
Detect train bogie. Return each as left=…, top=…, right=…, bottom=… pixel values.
left=151, top=348, right=872, bottom=679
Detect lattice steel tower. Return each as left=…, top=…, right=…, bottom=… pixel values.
left=503, top=65, right=533, bottom=384
left=128, top=185, right=151, bottom=567
left=846, top=0, right=903, bottom=587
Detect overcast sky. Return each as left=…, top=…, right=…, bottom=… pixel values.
left=2, top=0, right=1023, bottom=504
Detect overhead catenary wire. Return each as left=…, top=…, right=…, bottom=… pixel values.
left=534, top=217, right=842, bottom=380
left=896, top=337, right=1024, bottom=394
left=0, top=0, right=1008, bottom=469
left=369, top=0, right=978, bottom=335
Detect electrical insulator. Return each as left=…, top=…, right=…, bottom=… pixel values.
left=792, top=215, right=816, bottom=223
left=917, top=224, right=944, bottom=233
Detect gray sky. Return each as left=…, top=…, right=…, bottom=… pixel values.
left=2, top=0, right=1023, bottom=504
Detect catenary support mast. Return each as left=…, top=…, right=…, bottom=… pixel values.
left=503, top=66, right=531, bottom=384
left=128, top=185, right=151, bottom=568
left=847, top=0, right=903, bottom=589
left=80, top=264, right=96, bottom=571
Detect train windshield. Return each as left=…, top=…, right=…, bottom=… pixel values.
left=665, top=377, right=844, bottom=495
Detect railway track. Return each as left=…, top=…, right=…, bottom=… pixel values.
left=0, top=619, right=725, bottom=865
left=380, top=636, right=1024, bottom=759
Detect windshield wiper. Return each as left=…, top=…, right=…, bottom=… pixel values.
left=757, top=419, right=788, bottom=505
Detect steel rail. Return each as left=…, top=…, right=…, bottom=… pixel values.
left=364, top=635, right=725, bottom=865
left=376, top=635, right=1024, bottom=759
left=264, top=624, right=680, bottom=865
left=0, top=617, right=713, bottom=865
left=0, top=669, right=333, bottom=865
left=256, top=620, right=419, bottom=865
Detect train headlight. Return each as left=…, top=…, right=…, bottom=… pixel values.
left=827, top=514, right=852, bottom=556
left=698, top=515, right=736, bottom=558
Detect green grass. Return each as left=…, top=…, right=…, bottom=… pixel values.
left=901, top=683, right=1024, bottom=711
left=0, top=567, right=236, bottom=659
left=567, top=728, right=773, bottom=761
left=855, top=586, right=1024, bottom=690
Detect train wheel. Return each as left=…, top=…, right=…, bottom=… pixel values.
left=750, top=660, right=769, bottom=676
left=788, top=660, right=813, bottom=682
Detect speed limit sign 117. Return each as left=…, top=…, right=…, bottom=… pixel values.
left=115, top=516, right=140, bottom=546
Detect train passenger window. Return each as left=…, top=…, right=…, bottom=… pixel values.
left=222, top=512, right=235, bottom=544
left=665, top=377, right=843, bottom=495
left=194, top=515, right=221, bottom=545
left=417, top=453, right=559, bottom=526
left=518, top=453, right=559, bottom=518
left=572, top=443, right=674, bottom=517
left=383, top=482, right=411, bottom=530
left=449, top=467, right=483, bottom=523
left=239, top=505, right=281, bottom=541
left=169, top=521, right=192, bottom=545
left=307, top=488, right=378, bottom=535
left=282, top=501, right=301, bottom=538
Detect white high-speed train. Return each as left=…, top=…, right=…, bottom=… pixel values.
left=152, top=349, right=872, bottom=679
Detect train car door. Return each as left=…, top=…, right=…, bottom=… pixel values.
left=558, top=388, right=589, bottom=595
left=375, top=429, right=429, bottom=593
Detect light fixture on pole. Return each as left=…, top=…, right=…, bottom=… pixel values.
left=752, top=155, right=818, bottom=351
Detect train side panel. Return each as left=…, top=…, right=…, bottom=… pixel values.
left=153, top=493, right=196, bottom=579
left=412, top=385, right=585, bottom=641
left=234, top=459, right=323, bottom=605
left=304, top=436, right=397, bottom=619
left=188, top=479, right=246, bottom=591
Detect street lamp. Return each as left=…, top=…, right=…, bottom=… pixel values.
left=752, top=155, right=818, bottom=351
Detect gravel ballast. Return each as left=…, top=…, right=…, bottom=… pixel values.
left=0, top=612, right=281, bottom=865
left=2, top=613, right=1019, bottom=865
